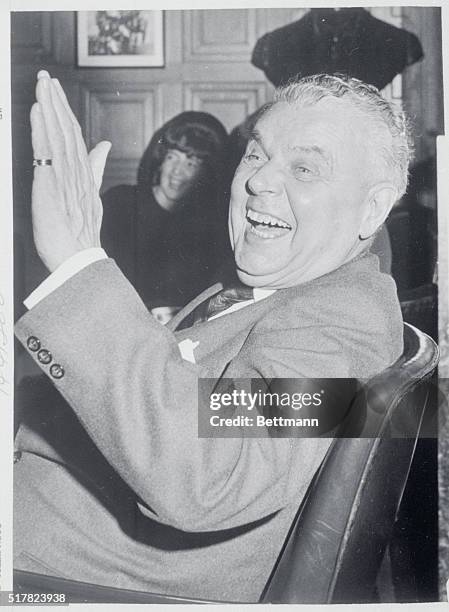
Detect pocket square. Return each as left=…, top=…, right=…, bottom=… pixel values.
left=178, top=338, right=200, bottom=363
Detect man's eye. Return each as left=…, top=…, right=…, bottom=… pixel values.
left=244, top=151, right=263, bottom=163
left=294, top=166, right=314, bottom=179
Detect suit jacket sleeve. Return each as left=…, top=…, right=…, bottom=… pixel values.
left=15, top=260, right=343, bottom=531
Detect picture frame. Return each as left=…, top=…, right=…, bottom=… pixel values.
left=77, top=10, right=164, bottom=67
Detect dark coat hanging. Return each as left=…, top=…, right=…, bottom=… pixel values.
left=251, top=8, right=423, bottom=89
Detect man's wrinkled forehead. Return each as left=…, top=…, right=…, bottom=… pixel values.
left=250, top=122, right=334, bottom=169
left=251, top=97, right=366, bottom=159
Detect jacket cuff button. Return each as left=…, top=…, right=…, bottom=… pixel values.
left=50, top=364, right=65, bottom=379
left=14, top=451, right=22, bottom=464
left=27, top=336, right=41, bottom=352
left=37, top=349, right=52, bottom=365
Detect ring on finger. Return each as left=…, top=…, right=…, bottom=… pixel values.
left=33, top=158, right=52, bottom=166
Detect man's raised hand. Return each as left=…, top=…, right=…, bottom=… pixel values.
left=31, top=70, right=111, bottom=272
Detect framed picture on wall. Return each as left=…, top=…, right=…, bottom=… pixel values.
left=77, top=10, right=164, bottom=67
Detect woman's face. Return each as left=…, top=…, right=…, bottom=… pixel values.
left=156, top=149, right=203, bottom=207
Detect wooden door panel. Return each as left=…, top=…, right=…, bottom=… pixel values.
left=80, top=83, right=164, bottom=188
left=183, top=81, right=266, bottom=132
left=183, top=9, right=257, bottom=62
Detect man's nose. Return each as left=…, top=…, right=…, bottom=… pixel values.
left=246, top=163, right=280, bottom=195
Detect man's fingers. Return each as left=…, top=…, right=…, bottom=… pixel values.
left=52, top=77, right=91, bottom=181
left=52, top=78, right=81, bottom=132
left=30, top=103, right=52, bottom=159
left=51, top=77, right=83, bottom=145
left=48, top=78, right=80, bottom=163
left=35, top=71, right=65, bottom=155
left=88, top=141, right=112, bottom=189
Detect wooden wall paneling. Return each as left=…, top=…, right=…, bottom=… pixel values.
left=12, top=101, right=33, bottom=218
left=183, top=81, right=266, bottom=132
left=11, top=12, right=53, bottom=64
left=80, top=82, right=164, bottom=190
left=162, top=81, right=184, bottom=127
left=257, top=7, right=307, bottom=37
left=51, top=12, right=76, bottom=66
left=11, top=11, right=76, bottom=66
left=183, top=9, right=257, bottom=62
left=182, top=60, right=262, bottom=84
left=401, top=7, right=443, bottom=164
left=164, top=10, right=183, bottom=65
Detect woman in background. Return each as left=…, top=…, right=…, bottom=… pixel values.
left=101, top=111, right=229, bottom=314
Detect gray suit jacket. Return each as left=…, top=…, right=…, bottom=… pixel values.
left=14, top=253, right=403, bottom=601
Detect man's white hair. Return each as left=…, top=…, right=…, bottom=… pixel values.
left=271, top=73, right=413, bottom=198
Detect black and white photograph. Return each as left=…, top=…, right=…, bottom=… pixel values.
left=1, top=0, right=449, bottom=607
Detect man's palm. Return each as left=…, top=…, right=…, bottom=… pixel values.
left=31, top=71, right=111, bottom=272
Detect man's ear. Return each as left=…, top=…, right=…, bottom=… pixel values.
left=359, top=183, right=399, bottom=240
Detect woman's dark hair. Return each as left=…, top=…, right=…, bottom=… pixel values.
left=137, top=111, right=229, bottom=205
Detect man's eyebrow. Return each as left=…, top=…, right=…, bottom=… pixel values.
left=248, top=129, right=263, bottom=144
left=290, top=144, right=329, bottom=158
left=289, top=145, right=333, bottom=168
left=246, top=135, right=332, bottom=168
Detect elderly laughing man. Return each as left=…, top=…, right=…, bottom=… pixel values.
left=14, top=71, right=408, bottom=602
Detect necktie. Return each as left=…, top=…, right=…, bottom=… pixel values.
left=176, top=285, right=255, bottom=330
left=205, top=285, right=255, bottom=320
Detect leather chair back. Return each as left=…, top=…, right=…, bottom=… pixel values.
left=261, top=323, right=439, bottom=604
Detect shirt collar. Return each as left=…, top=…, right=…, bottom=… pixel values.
left=253, top=287, right=276, bottom=302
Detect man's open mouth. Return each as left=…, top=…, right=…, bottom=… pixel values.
left=246, top=209, right=292, bottom=239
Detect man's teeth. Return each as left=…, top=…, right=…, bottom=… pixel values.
left=246, top=209, right=292, bottom=230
